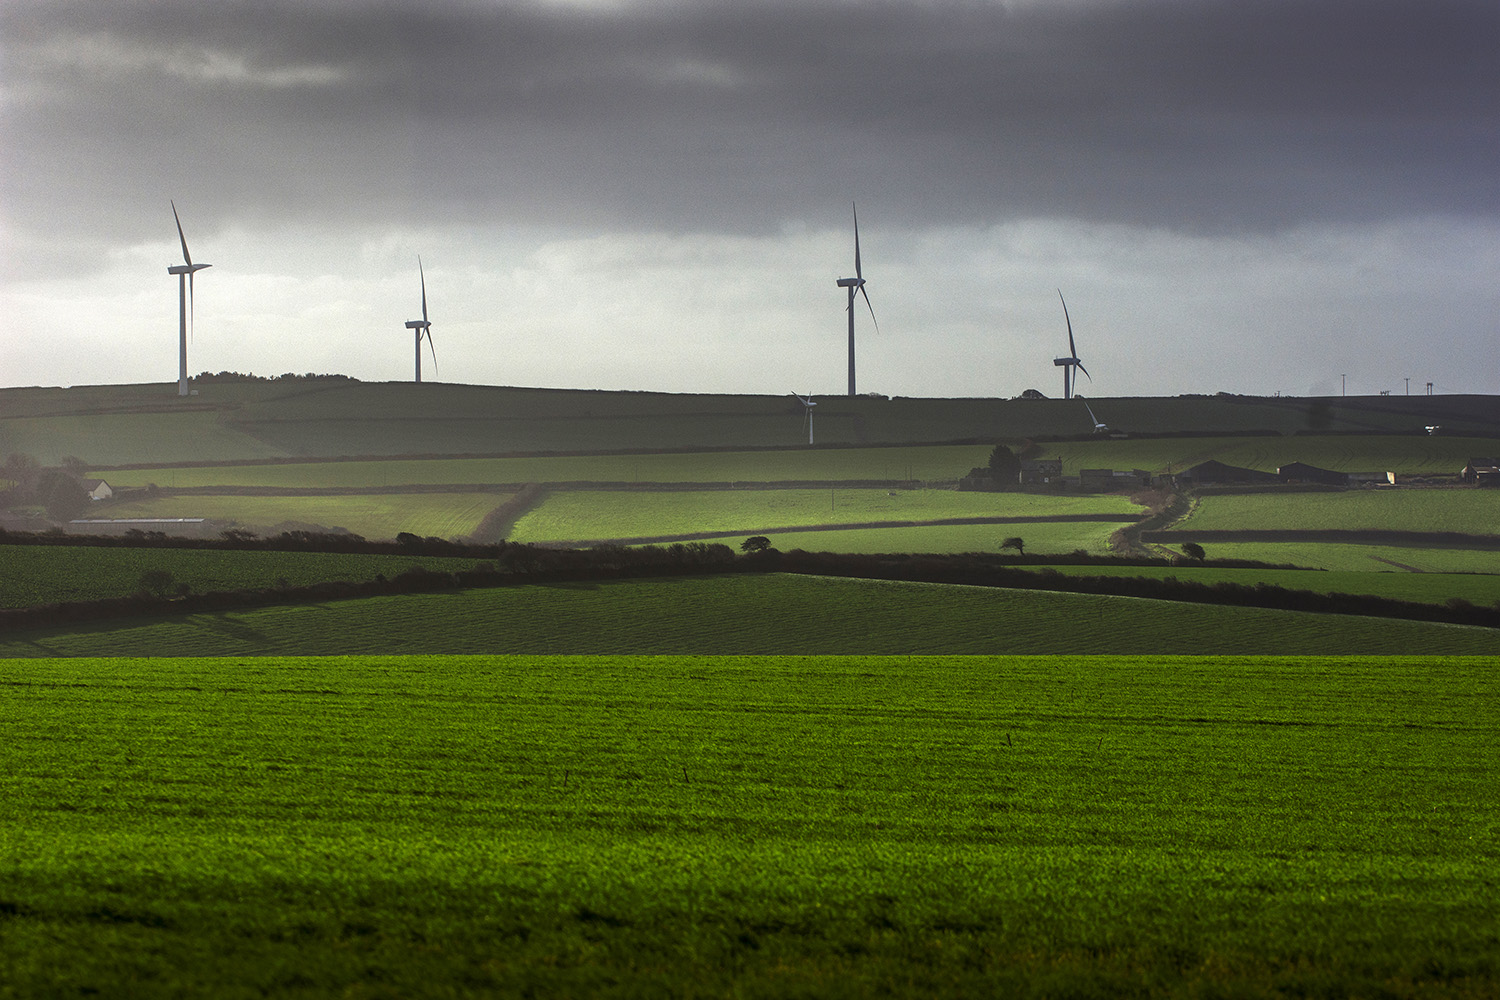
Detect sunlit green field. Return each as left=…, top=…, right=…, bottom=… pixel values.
left=761, top=521, right=1118, bottom=555
left=2, top=654, right=1495, bottom=998
left=1164, top=541, right=1500, bottom=574
left=2, top=575, right=1492, bottom=657
left=1177, top=490, right=1500, bottom=534
left=94, top=445, right=994, bottom=488
left=0, top=545, right=485, bottom=609
left=90, top=435, right=1500, bottom=488
left=86, top=492, right=508, bottom=541
left=510, top=489, right=1141, bottom=543
left=1032, top=563, right=1500, bottom=607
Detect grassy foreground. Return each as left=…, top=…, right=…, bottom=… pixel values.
left=1, top=654, right=1495, bottom=998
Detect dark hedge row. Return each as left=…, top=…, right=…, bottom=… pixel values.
left=2, top=528, right=1495, bottom=635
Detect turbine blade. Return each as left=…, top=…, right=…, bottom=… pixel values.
left=859, top=285, right=879, bottom=333
left=419, top=257, right=428, bottom=324
left=1076, top=362, right=1091, bottom=383
left=188, top=271, right=195, bottom=343
left=1058, top=289, right=1075, bottom=358
left=426, top=329, right=438, bottom=376
left=852, top=202, right=863, bottom=280
left=172, top=200, right=193, bottom=267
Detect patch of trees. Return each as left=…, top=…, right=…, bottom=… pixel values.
left=194, top=371, right=360, bottom=383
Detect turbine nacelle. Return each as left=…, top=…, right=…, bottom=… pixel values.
left=835, top=277, right=862, bottom=289
left=405, top=320, right=431, bottom=331
left=168, top=263, right=211, bottom=275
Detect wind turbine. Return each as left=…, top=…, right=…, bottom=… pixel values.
left=403, top=257, right=437, bottom=383
left=1052, top=290, right=1090, bottom=400
left=167, top=201, right=211, bottom=397
left=835, top=203, right=878, bottom=397
left=791, top=392, right=817, bottom=444
left=1083, top=399, right=1108, bottom=434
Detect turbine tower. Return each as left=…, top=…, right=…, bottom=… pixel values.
left=791, top=392, right=817, bottom=445
left=403, top=257, right=437, bottom=383
left=167, top=202, right=211, bottom=397
left=835, top=203, right=878, bottom=396
left=1052, top=290, right=1090, bottom=400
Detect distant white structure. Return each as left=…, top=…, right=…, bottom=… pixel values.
left=167, top=202, right=211, bottom=397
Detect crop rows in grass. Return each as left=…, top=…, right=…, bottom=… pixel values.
left=1031, top=563, right=1500, bottom=608
left=90, top=492, right=506, bottom=540
left=759, top=520, right=1117, bottom=555
left=96, top=444, right=994, bottom=489
left=1, top=654, right=1495, bottom=997
left=510, top=489, right=1141, bottom=543
left=1178, top=490, right=1500, bottom=534
left=1163, top=541, right=1500, bottom=574
left=2, top=574, right=1493, bottom=657
left=0, top=545, right=487, bottom=609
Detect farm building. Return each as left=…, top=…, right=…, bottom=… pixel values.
left=1078, top=468, right=1152, bottom=491
left=1019, top=459, right=1063, bottom=485
left=1278, top=462, right=1348, bottom=486
left=1460, top=459, right=1500, bottom=485
left=68, top=517, right=211, bottom=538
left=1174, top=460, right=1281, bottom=485
left=78, top=479, right=114, bottom=501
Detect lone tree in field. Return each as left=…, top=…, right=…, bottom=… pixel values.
left=1181, top=541, right=1206, bottom=562
left=138, top=569, right=176, bottom=597
left=1000, top=536, right=1025, bottom=555
left=741, top=535, right=772, bottom=553
left=987, top=444, right=1021, bottom=485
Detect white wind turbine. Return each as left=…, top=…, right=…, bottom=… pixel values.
left=167, top=202, right=211, bottom=397
left=791, top=392, right=817, bottom=444
left=835, top=203, right=879, bottom=396
left=403, top=257, right=437, bottom=382
left=1052, top=289, right=1091, bottom=400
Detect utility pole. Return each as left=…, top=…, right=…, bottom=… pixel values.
left=1405, top=377, right=1410, bottom=395
left=1340, top=374, right=1347, bottom=397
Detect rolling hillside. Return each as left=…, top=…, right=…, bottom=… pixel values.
left=3, top=378, right=1496, bottom=465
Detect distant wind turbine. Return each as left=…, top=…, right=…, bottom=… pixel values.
left=1052, top=290, right=1090, bottom=400
left=791, top=392, right=817, bottom=444
left=403, top=258, right=437, bottom=383
left=835, top=203, right=879, bottom=397
left=167, top=201, right=211, bottom=397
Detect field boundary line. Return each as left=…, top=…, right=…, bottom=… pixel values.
left=540, top=514, right=1142, bottom=548
left=1143, top=529, right=1500, bottom=549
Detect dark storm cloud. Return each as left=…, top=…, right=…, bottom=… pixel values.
left=4, top=0, right=1496, bottom=252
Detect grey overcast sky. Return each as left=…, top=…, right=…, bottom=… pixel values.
left=2, top=0, right=1496, bottom=398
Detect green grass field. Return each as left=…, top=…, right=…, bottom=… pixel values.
left=761, top=521, right=1119, bottom=555
left=86, top=492, right=508, bottom=541
left=1, top=654, right=1495, bottom=998
left=1176, top=490, right=1500, bottom=534
left=1157, top=541, right=1500, bottom=574
left=510, top=489, right=1141, bottom=543
left=1041, top=433, right=1500, bottom=476
left=2, top=575, right=1493, bottom=657
left=1032, top=563, right=1500, bottom=608
left=93, top=445, right=994, bottom=489
left=0, top=545, right=488, bottom=609
left=0, top=412, right=288, bottom=467
left=90, top=435, right=1500, bottom=489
